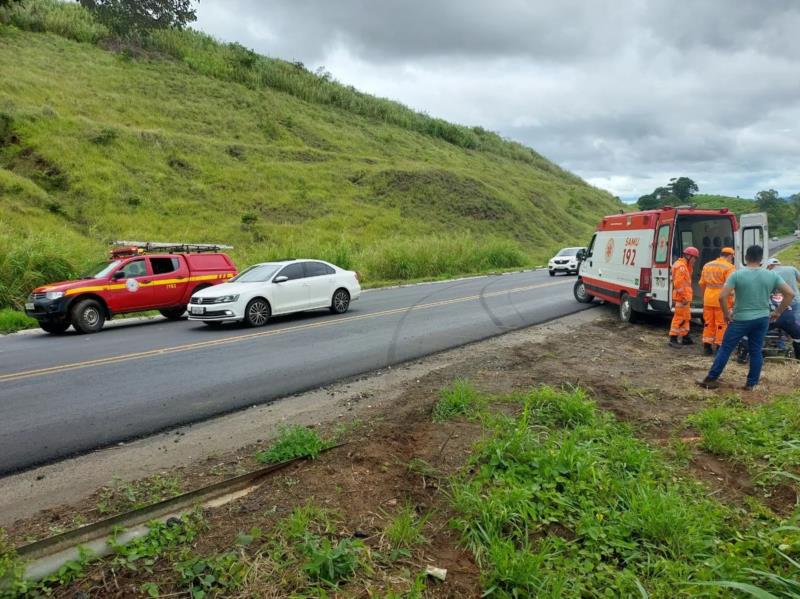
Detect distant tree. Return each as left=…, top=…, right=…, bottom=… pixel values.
left=78, top=0, right=198, bottom=35
left=667, top=177, right=699, bottom=203
left=755, top=188, right=780, bottom=212
left=791, top=192, right=800, bottom=223
left=637, top=194, right=659, bottom=210
left=0, top=0, right=24, bottom=7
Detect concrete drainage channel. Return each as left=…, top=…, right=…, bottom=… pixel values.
left=9, top=447, right=340, bottom=584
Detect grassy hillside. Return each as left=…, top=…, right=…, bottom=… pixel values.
left=0, top=1, right=621, bottom=312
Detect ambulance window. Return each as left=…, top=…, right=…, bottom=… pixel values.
left=119, top=259, right=147, bottom=278
left=655, top=225, right=670, bottom=263
left=741, top=227, right=764, bottom=262
left=150, top=257, right=178, bottom=275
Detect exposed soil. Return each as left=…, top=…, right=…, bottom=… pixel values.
left=6, top=306, right=800, bottom=596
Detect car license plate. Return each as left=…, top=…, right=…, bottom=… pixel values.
left=190, top=306, right=204, bottom=315
left=25, top=302, right=35, bottom=311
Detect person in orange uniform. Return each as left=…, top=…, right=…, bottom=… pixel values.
left=699, top=247, right=735, bottom=355
left=669, top=246, right=700, bottom=348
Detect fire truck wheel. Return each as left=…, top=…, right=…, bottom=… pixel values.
left=330, top=288, right=351, bottom=314
left=244, top=298, right=271, bottom=327
left=619, top=293, right=640, bottom=324
left=159, top=307, right=186, bottom=320
left=71, top=298, right=106, bottom=334
left=39, top=320, right=70, bottom=334
left=573, top=279, right=594, bottom=304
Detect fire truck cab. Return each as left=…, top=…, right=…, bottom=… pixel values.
left=574, top=207, right=769, bottom=322
left=25, top=241, right=237, bottom=334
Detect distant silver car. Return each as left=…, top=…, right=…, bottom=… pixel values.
left=548, top=247, right=584, bottom=276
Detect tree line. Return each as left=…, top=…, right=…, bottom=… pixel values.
left=637, top=177, right=799, bottom=234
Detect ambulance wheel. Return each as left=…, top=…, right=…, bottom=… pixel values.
left=619, top=293, right=640, bottom=324
left=574, top=279, right=594, bottom=303
left=39, top=320, right=70, bottom=334
left=160, top=307, right=186, bottom=320
left=71, top=299, right=106, bottom=334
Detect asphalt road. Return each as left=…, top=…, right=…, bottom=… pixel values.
left=1, top=235, right=795, bottom=475
left=0, top=269, right=594, bottom=474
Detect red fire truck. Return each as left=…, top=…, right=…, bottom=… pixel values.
left=25, top=241, right=237, bottom=334
left=574, top=207, right=769, bottom=322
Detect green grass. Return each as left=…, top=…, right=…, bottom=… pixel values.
left=382, top=505, right=429, bottom=550
left=255, top=425, right=333, bottom=464
left=688, top=396, right=800, bottom=487
left=0, top=308, right=36, bottom=334
left=448, top=386, right=800, bottom=597
left=0, top=1, right=621, bottom=310
left=432, top=378, right=483, bottom=422
left=777, top=243, right=800, bottom=269
left=96, top=474, right=182, bottom=515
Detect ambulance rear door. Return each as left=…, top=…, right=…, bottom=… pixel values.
left=737, top=213, right=769, bottom=268
left=650, top=219, right=673, bottom=312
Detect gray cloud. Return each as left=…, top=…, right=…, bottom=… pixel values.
left=194, top=0, right=800, bottom=200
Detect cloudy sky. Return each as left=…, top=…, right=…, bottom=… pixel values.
left=194, top=1, right=800, bottom=202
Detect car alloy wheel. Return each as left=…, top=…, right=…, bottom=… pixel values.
left=331, top=289, right=350, bottom=314
left=246, top=299, right=270, bottom=327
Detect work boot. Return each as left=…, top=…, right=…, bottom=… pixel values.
left=794, top=341, right=800, bottom=360
left=697, top=377, right=719, bottom=389
left=703, top=343, right=713, bottom=356
left=669, top=336, right=683, bottom=349
left=682, top=335, right=695, bottom=346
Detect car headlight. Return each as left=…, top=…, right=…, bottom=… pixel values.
left=213, top=294, right=239, bottom=303
left=46, top=291, right=64, bottom=300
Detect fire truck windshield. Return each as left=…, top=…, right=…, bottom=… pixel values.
left=82, top=260, right=122, bottom=279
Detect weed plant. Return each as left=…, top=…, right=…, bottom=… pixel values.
left=96, top=474, right=182, bottom=515
left=432, top=379, right=483, bottom=422
left=255, top=425, right=333, bottom=464
left=0, top=308, right=36, bottom=334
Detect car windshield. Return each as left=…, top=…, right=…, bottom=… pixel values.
left=557, top=248, right=580, bottom=257
left=229, top=264, right=279, bottom=283
left=82, top=260, right=121, bottom=279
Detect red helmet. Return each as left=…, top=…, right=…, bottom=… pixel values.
left=683, top=246, right=700, bottom=258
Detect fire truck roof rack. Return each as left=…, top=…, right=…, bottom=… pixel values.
left=109, top=241, right=233, bottom=255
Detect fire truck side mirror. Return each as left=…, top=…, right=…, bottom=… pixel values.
left=112, top=271, right=126, bottom=280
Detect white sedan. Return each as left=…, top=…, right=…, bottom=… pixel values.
left=188, top=259, right=361, bottom=327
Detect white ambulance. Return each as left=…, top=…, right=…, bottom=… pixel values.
left=574, top=207, right=768, bottom=322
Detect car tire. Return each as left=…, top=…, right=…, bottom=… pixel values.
left=244, top=298, right=271, bottom=327
left=619, top=293, right=640, bottom=324
left=71, top=299, right=106, bottom=334
left=330, top=288, right=351, bottom=314
left=39, top=320, right=70, bottom=334
left=159, top=307, right=186, bottom=320
left=573, top=279, right=594, bottom=304
left=549, top=270, right=555, bottom=277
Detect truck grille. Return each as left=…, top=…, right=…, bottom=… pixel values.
left=31, top=292, right=47, bottom=300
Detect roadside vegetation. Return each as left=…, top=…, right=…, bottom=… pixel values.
left=5, top=378, right=800, bottom=597
left=0, top=0, right=620, bottom=316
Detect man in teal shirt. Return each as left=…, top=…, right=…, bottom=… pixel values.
left=699, top=245, right=794, bottom=390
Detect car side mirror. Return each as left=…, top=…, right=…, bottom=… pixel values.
left=112, top=271, right=126, bottom=280
left=273, top=275, right=288, bottom=283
